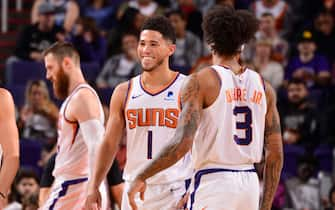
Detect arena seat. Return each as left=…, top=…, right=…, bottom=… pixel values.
left=282, top=144, right=305, bottom=179
left=9, top=61, right=45, bottom=85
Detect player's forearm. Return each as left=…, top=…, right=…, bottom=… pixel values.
left=260, top=135, right=283, bottom=210
left=138, top=135, right=192, bottom=181
left=89, top=137, right=120, bottom=190
left=0, top=155, right=19, bottom=195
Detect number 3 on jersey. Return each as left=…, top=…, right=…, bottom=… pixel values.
left=233, top=106, right=252, bottom=145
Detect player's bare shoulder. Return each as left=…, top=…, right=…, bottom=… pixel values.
left=192, top=66, right=221, bottom=108
left=109, top=81, right=130, bottom=105
left=0, top=88, right=13, bottom=102
left=0, top=88, right=15, bottom=113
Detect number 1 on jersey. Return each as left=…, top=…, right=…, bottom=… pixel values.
left=147, top=130, right=153, bottom=159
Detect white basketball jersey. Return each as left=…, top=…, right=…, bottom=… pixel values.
left=124, top=73, right=192, bottom=184
left=53, top=84, right=105, bottom=180
left=192, top=65, right=267, bottom=170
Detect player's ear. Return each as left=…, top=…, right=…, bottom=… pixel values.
left=167, top=43, right=176, bottom=56
left=62, top=57, right=73, bottom=70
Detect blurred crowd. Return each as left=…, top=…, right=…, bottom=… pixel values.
left=3, top=0, right=335, bottom=210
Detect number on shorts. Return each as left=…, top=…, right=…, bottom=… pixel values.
left=233, top=106, right=252, bottom=145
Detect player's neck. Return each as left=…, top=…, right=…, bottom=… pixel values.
left=67, top=71, right=86, bottom=94
left=213, top=54, right=242, bottom=74
left=141, top=67, right=177, bottom=89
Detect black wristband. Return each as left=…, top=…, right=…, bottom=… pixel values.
left=0, top=191, right=6, bottom=199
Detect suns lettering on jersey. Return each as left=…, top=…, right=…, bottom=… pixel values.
left=225, top=88, right=263, bottom=105
left=126, top=108, right=179, bottom=129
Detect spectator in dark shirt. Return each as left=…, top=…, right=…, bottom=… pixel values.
left=285, top=30, right=331, bottom=87
left=5, top=1, right=65, bottom=84
left=15, top=1, right=65, bottom=61
left=70, top=16, right=107, bottom=66
left=313, top=10, right=335, bottom=65
left=279, top=79, right=320, bottom=151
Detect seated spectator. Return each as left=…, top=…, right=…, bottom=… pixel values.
left=107, top=7, right=144, bottom=56
left=171, top=0, right=203, bottom=39
left=15, top=1, right=64, bottom=61
left=84, top=0, right=116, bottom=33
left=285, top=155, right=320, bottom=210
left=251, top=0, right=292, bottom=38
left=5, top=168, right=40, bottom=210
left=279, top=79, right=320, bottom=151
left=313, top=10, right=335, bottom=65
left=252, top=38, right=284, bottom=90
left=255, top=12, right=289, bottom=64
left=6, top=1, right=65, bottom=83
left=70, top=17, right=107, bottom=66
left=167, top=10, right=203, bottom=74
left=96, top=33, right=140, bottom=89
left=117, top=0, right=165, bottom=19
left=286, top=30, right=331, bottom=87
left=19, top=80, right=58, bottom=143
left=31, top=0, right=79, bottom=33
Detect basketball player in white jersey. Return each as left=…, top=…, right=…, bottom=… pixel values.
left=128, top=6, right=283, bottom=210
left=0, top=89, right=19, bottom=209
left=84, top=16, right=192, bottom=210
left=40, top=42, right=109, bottom=210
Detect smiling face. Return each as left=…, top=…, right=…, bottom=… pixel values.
left=44, top=53, right=70, bottom=100
left=137, top=30, right=175, bottom=72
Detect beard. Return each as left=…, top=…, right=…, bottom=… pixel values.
left=141, top=57, right=165, bottom=72
left=53, top=67, right=70, bottom=100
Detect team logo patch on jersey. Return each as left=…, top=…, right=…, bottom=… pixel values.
left=164, top=91, right=175, bottom=101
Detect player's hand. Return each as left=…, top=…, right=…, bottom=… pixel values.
left=84, top=189, right=101, bottom=210
left=127, top=178, right=146, bottom=210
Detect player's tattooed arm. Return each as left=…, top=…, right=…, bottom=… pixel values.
left=137, top=74, right=202, bottom=181
left=261, top=82, right=283, bottom=210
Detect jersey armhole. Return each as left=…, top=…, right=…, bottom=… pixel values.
left=123, top=79, right=133, bottom=111
left=63, top=85, right=99, bottom=124
left=210, top=67, right=222, bottom=88
left=202, top=67, right=222, bottom=110
left=257, top=73, right=266, bottom=91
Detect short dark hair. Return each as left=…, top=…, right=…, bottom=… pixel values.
left=166, top=9, right=186, bottom=21
left=288, top=78, right=307, bottom=87
left=261, top=12, right=274, bottom=18
left=140, top=15, right=176, bottom=44
left=43, top=42, right=80, bottom=65
left=15, top=168, right=40, bottom=185
left=202, top=5, right=258, bottom=56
